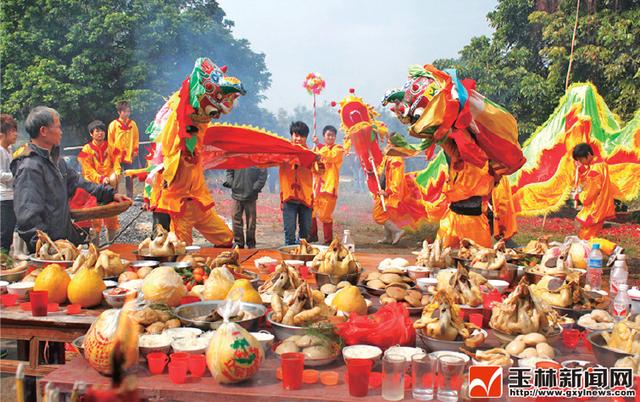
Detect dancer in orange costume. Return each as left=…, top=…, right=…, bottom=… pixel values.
left=310, top=125, right=345, bottom=244
left=572, top=143, right=615, bottom=240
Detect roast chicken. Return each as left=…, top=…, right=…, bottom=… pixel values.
left=138, top=225, right=186, bottom=257
left=35, top=230, right=80, bottom=261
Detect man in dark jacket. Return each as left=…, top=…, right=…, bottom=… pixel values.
left=11, top=106, right=130, bottom=252
left=223, top=167, right=267, bottom=248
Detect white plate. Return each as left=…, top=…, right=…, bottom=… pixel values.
left=185, top=245, right=201, bottom=254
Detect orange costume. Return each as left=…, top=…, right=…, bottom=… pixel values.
left=77, top=140, right=122, bottom=232
left=280, top=160, right=315, bottom=207
left=108, top=118, right=139, bottom=164
left=436, top=139, right=494, bottom=249
left=311, top=143, right=345, bottom=243
left=575, top=160, right=615, bottom=240
left=491, top=176, right=517, bottom=240
left=372, top=155, right=406, bottom=225
left=153, top=93, right=233, bottom=246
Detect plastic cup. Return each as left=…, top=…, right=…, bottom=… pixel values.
left=188, top=354, right=206, bottom=377
left=412, top=352, right=436, bottom=401
left=168, top=360, right=188, bottom=384
left=147, top=352, right=169, bottom=375
left=29, top=290, right=48, bottom=316
left=281, top=352, right=304, bottom=390
left=180, top=296, right=200, bottom=305
left=563, top=329, right=580, bottom=349
left=437, top=355, right=466, bottom=402
left=469, top=313, right=484, bottom=328
left=320, top=371, right=338, bottom=386
left=170, top=352, right=190, bottom=363
left=47, top=303, right=59, bottom=312
left=346, top=358, right=373, bottom=397
left=382, top=354, right=406, bottom=401
left=303, top=369, right=319, bottom=384
left=66, top=304, right=82, bottom=315
left=1, top=293, right=18, bottom=307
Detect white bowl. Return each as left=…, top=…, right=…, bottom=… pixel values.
left=103, top=280, right=118, bottom=288
left=429, top=350, right=471, bottom=365
left=488, top=280, right=509, bottom=294
left=406, top=266, right=432, bottom=280
left=0, top=280, right=9, bottom=294
left=138, top=334, right=172, bottom=355
left=416, top=277, right=438, bottom=293
left=254, top=257, right=279, bottom=273
left=163, top=327, right=202, bottom=340
left=7, top=282, right=34, bottom=300
left=251, top=330, right=275, bottom=352
left=102, top=288, right=137, bottom=308
left=342, top=345, right=383, bottom=363
left=171, top=337, right=209, bottom=354
left=384, top=346, right=424, bottom=362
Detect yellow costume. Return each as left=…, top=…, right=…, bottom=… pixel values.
left=310, top=144, right=345, bottom=243
left=77, top=140, right=121, bottom=232
left=108, top=118, right=139, bottom=164
left=436, top=139, right=494, bottom=249
left=491, top=176, right=517, bottom=240
left=576, top=160, right=615, bottom=240
left=372, top=155, right=405, bottom=225
left=153, top=92, right=233, bottom=247
left=279, top=160, right=315, bottom=208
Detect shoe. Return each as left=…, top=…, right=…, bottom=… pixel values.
left=384, top=221, right=404, bottom=245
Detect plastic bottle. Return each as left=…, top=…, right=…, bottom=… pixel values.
left=587, top=243, right=603, bottom=290
left=609, top=258, right=628, bottom=298
left=612, top=284, right=631, bottom=321
left=342, top=230, right=355, bottom=253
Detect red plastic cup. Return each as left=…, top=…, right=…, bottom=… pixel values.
left=29, top=290, right=48, bottom=316
left=170, top=352, right=190, bottom=363
left=281, top=352, right=304, bottom=390
left=188, top=354, right=206, bottom=377
left=346, top=358, right=373, bottom=397
left=469, top=313, right=484, bottom=328
left=147, top=352, right=169, bottom=375
left=1, top=293, right=19, bottom=307
left=47, top=303, right=59, bottom=312
left=66, top=304, right=82, bottom=315
left=168, top=361, right=188, bottom=384
left=562, top=328, right=580, bottom=349
left=180, top=296, right=200, bottom=305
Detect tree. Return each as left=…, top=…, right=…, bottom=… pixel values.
left=434, top=0, right=640, bottom=141
left=0, top=0, right=274, bottom=145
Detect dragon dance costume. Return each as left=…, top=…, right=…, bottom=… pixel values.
left=311, top=142, right=346, bottom=243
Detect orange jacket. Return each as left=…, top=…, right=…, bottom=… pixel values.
left=492, top=176, right=517, bottom=240
left=314, top=143, right=345, bottom=197
left=576, top=161, right=616, bottom=226
left=280, top=156, right=316, bottom=208
left=377, top=155, right=405, bottom=209
left=108, top=118, right=139, bottom=164
left=77, top=140, right=121, bottom=184
left=441, top=139, right=494, bottom=203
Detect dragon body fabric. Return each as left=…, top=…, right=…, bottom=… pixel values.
left=335, top=92, right=448, bottom=230
left=510, top=83, right=640, bottom=216
left=382, top=64, right=524, bottom=246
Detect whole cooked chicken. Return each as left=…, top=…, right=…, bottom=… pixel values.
left=414, top=290, right=485, bottom=348
left=310, top=239, right=359, bottom=277
left=35, top=230, right=80, bottom=261
left=523, top=235, right=551, bottom=255
left=138, top=225, right=186, bottom=256
left=436, top=266, right=486, bottom=307
left=603, top=317, right=640, bottom=354
left=259, top=262, right=304, bottom=296
left=270, top=282, right=335, bottom=326
left=414, top=239, right=452, bottom=268
left=290, top=239, right=319, bottom=255
left=489, top=277, right=560, bottom=335
left=529, top=271, right=609, bottom=309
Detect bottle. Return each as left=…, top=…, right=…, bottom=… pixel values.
left=343, top=230, right=355, bottom=253
left=612, top=284, right=631, bottom=321
left=609, top=258, right=628, bottom=298
left=587, top=243, right=603, bottom=290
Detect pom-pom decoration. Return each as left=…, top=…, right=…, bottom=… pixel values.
left=302, top=73, right=326, bottom=96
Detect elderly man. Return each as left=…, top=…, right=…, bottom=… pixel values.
left=11, top=106, right=129, bottom=252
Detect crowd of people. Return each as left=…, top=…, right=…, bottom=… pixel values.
left=0, top=100, right=617, bottom=255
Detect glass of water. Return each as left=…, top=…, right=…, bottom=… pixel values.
left=412, top=352, right=436, bottom=400
left=382, top=353, right=406, bottom=401
left=437, top=355, right=466, bottom=402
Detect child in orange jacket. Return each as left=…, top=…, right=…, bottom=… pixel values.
left=108, top=100, right=139, bottom=199
left=77, top=120, right=122, bottom=242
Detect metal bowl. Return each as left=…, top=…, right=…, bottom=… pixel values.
left=588, top=331, right=631, bottom=368
left=277, top=245, right=326, bottom=262
left=133, top=250, right=183, bottom=262
left=417, top=329, right=487, bottom=352
left=266, top=312, right=335, bottom=341
left=470, top=263, right=518, bottom=286
left=160, top=261, right=192, bottom=269
left=553, top=306, right=595, bottom=321
left=311, top=268, right=363, bottom=287
left=492, top=326, right=563, bottom=344
left=28, top=254, right=75, bottom=267
left=0, top=268, right=29, bottom=282
left=129, top=260, right=160, bottom=269
left=173, top=300, right=265, bottom=331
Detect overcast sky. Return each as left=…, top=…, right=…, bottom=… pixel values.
left=218, top=0, right=497, bottom=113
